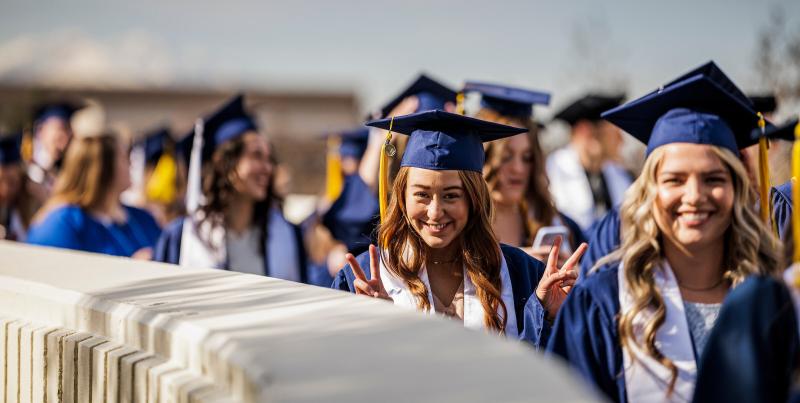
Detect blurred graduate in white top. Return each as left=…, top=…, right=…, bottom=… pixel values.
left=546, top=94, right=632, bottom=232
left=153, top=94, right=308, bottom=283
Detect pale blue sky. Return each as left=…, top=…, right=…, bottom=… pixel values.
left=0, top=0, right=797, bottom=115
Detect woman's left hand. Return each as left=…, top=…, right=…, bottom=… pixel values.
left=131, top=247, right=153, bottom=261
left=535, top=236, right=587, bottom=321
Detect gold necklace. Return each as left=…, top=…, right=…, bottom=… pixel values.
left=430, top=258, right=459, bottom=265
left=677, top=277, right=725, bottom=292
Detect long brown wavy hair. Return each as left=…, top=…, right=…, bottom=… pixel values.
left=378, top=166, right=508, bottom=333
left=596, top=145, right=782, bottom=394
left=197, top=134, right=280, bottom=254
left=478, top=109, right=559, bottom=244
left=34, top=133, right=118, bottom=222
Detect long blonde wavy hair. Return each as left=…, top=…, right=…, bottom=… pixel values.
left=378, top=167, right=508, bottom=333
left=477, top=109, right=560, bottom=245
left=596, top=144, right=782, bottom=393
left=34, top=134, right=119, bottom=222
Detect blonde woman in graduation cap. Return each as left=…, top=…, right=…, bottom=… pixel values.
left=546, top=61, right=782, bottom=403
left=332, top=110, right=587, bottom=346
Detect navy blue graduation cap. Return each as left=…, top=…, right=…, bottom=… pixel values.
left=760, top=118, right=798, bottom=142
left=337, top=127, right=369, bottom=159
left=34, top=102, right=84, bottom=125
left=0, top=134, right=21, bottom=165
left=553, top=94, right=625, bottom=126
left=185, top=94, right=258, bottom=163
left=464, top=81, right=551, bottom=118
left=183, top=94, right=257, bottom=212
left=661, top=61, right=752, bottom=106
left=748, top=94, right=777, bottom=114
left=601, top=61, right=760, bottom=157
left=380, top=74, right=457, bottom=118
left=138, top=127, right=173, bottom=165
left=365, top=110, right=526, bottom=172
left=205, top=94, right=257, bottom=147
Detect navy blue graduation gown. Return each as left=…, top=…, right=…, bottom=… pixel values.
left=546, top=266, right=625, bottom=402
left=153, top=216, right=309, bottom=284
left=549, top=266, right=800, bottom=403
left=26, top=204, right=161, bottom=257
left=692, top=275, right=799, bottom=403
left=772, top=181, right=793, bottom=241
left=331, top=243, right=552, bottom=348
left=321, top=174, right=379, bottom=256
left=579, top=207, right=621, bottom=279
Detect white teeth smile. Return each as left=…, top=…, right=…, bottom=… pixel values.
left=427, top=223, right=447, bottom=230
left=678, top=212, right=710, bottom=222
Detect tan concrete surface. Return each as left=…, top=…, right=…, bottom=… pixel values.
left=106, top=346, right=141, bottom=402
left=6, top=321, right=23, bottom=403
left=91, top=341, right=124, bottom=403
left=17, top=323, right=45, bottom=403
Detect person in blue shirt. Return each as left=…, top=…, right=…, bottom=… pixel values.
left=545, top=61, right=783, bottom=402
left=463, top=81, right=586, bottom=265
left=332, top=110, right=586, bottom=346
left=153, top=94, right=309, bottom=283
left=27, top=133, right=161, bottom=258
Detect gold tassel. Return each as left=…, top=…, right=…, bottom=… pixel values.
left=378, top=117, right=396, bottom=225
left=324, top=136, right=344, bottom=202
left=757, top=113, right=773, bottom=226
left=456, top=92, right=465, bottom=115
left=20, top=130, right=33, bottom=163
left=792, top=119, right=800, bottom=264
left=145, top=151, right=178, bottom=204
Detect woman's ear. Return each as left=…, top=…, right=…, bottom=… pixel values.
left=227, top=169, right=241, bottom=187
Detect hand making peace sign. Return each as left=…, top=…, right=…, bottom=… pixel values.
left=345, top=244, right=391, bottom=300
left=535, top=236, right=587, bottom=321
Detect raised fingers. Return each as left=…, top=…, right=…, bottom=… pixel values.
left=353, top=278, right=376, bottom=296
left=560, top=242, right=588, bottom=272
left=546, top=236, right=563, bottom=274
left=368, top=245, right=381, bottom=284
left=346, top=253, right=367, bottom=283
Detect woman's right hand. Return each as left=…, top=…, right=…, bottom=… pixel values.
left=345, top=244, right=391, bottom=300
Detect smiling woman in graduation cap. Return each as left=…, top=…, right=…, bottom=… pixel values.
left=578, top=65, right=780, bottom=279
left=153, top=95, right=308, bottom=283
left=463, top=81, right=586, bottom=265
left=332, top=110, right=587, bottom=345
left=545, top=61, right=783, bottom=403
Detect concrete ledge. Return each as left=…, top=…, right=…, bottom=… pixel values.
left=0, top=241, right=595, bottom=402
